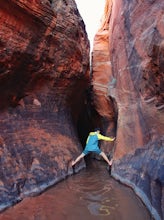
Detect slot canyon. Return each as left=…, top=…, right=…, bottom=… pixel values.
left=0, top=0, right=163, bottom=220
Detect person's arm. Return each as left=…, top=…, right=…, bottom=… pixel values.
left=97, top=133, right=115, bottom=141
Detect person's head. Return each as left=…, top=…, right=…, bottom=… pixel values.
left=94, top=128, right=100, bottom=133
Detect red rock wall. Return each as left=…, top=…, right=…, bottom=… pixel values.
left=0, top=0, right=89, bottom=210
left=91, top=0, right=116, bottom=155
left=92, top=0, right=164, bottom=219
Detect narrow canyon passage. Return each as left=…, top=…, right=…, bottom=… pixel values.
left=0, top=0, right=163, bottom=219
left=0, top=161, right=152, bottom=220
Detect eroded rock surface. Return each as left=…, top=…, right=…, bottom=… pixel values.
left=92, top=0, right=164, bottom=219
left=0, top=0, right=89, bottom=210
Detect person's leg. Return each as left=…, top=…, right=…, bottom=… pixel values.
left=72, top=153, right=85, bottom=166
left=100, top=151, right=113, bottom=166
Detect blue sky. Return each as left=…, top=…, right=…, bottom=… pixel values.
left=75, top=0, right=105, bottom=47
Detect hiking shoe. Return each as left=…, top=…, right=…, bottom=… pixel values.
left=107, top=165, right=111, bottom=173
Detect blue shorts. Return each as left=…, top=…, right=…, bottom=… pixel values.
left=82, top=148, right=102, bottom=155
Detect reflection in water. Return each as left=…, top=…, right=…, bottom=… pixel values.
left=0, top=160, right=152, bottom=220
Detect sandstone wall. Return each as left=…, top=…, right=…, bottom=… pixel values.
left=0, top=0, right=89, bottom=211
left=92, top=0, right=164, bottom=219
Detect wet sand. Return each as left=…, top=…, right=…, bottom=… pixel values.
left=0, top=160, right=152, bottom=220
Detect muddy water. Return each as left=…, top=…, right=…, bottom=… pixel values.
left=0, top=160, right=152, bottom=220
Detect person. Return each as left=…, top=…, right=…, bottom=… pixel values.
left=72, top=128, right=115, bottom=167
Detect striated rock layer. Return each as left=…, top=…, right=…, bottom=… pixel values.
left=0, top=0, right=90, bottom=211
left=92, top=0, right=164, bottom=219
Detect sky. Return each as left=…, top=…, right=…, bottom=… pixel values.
left=75, top=0, right=105, bottom=48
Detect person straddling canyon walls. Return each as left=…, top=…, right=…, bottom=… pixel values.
left=72, top=128, right=115, bottom=169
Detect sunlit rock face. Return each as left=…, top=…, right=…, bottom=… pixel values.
left=92, top=0, right=164, bottom=219
left=91, top=0, right=117, bottom=156
left=0, top=0, right=89, bottom=210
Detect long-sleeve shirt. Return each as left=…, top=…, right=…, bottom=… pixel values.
left=84, top=132, right=114, bottom=152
